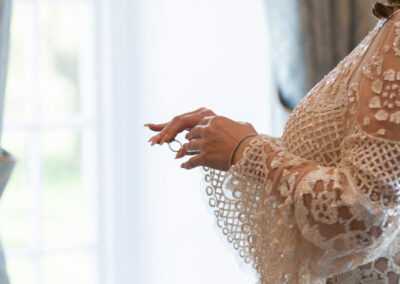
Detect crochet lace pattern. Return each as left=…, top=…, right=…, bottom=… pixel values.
left=203, top=10, right=400, bottom=284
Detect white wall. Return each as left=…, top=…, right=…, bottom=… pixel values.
left=97, top=0, right=275, bottom=283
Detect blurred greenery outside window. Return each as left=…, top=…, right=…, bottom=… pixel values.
left=0, top=1, right=98, bottom=284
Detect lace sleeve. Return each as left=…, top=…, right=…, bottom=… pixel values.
left=202, top=15, right=400, bottom=284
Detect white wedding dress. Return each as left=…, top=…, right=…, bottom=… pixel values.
left=203, top=10, right=400, bottom=284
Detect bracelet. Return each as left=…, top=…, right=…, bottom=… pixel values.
left=229, top=133, right=258, bottom=168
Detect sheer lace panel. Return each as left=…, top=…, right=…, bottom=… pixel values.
left=202, top=12, right=400, bottom=284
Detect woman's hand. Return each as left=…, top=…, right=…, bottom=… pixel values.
left=176, top=116, right=257, bottom=170
left=145, top=107, right=216, bottom=146
left=145, top=108, right=257, bottom=171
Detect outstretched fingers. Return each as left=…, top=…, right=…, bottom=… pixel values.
left=158, top=115, right=196, bottom=145
left=145, top=123, right=169, bottom=145
left=159, top=112, right=214, bottom=145
left=145, top=108, right=215, bottom=146
left=144, top=123, right=168, bottom=132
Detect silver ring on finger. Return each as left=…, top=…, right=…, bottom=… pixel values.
left=168, top=139, right=183, bottom=153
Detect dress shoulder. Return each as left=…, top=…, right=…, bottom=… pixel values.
left=356, top=12, right=400, bottom=142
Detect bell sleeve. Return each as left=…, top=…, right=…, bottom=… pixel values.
left=202, top=15, right=400, bottom=284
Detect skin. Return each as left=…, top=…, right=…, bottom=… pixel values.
left=145, top=107, right=257, bottom=170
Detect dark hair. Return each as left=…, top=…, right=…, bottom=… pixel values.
left=373, top=0, right=400, bottom=19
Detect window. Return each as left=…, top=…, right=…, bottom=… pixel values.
left=0, top=0, right=275, bottom=283
left=0, top=1, right=98, bottom=283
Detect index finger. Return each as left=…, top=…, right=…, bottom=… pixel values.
left=159, top=110, right=214, bottom=144
left=145, top=108, right=206, bottom=132
left=144, top=123, right=168, bottom=132
left=159, top=115, right=200, bottom=144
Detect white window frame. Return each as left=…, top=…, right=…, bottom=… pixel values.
left=94, top=0, right=149, bottom=283
left=3, top=0, right=100, bottom=283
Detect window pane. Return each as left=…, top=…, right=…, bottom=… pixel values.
left=1, top=0, right=97, bottom=283
left=0, top=132, right=29, bottom=249
left=41, top=130, right=87, bottom=246
left=38, top=2, right=90, bottom=120
left=7, top=257, right=35, bottom=284
left=42, top=252, right=96, bottom=284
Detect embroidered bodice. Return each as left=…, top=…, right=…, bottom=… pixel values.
left=202, top=11, right=400, bottom=284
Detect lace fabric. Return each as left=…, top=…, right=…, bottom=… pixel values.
left=203, top=11, right=400, bottom=284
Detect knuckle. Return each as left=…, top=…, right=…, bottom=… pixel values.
left=207, top=109, right=216, bottom=116
left=180, top=115, right=189, bottom=122
left=164, top=126, right=174, bottom=135
left=172, top=115, right=181, bottom=122
left=203, top=126, right=212, bottom=136
left=213, top=115, right=222, bottom=122
left=199, top=117, right=209, bottom=125
left=201, top=108, right=212, bottom=115
left=209, top=116, right=219, bottom=126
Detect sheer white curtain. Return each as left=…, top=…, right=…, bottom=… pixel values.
left=96, top=0, right=274, bottom=283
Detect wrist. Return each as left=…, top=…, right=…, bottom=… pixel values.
left=230, top=134, right=257, bottom=167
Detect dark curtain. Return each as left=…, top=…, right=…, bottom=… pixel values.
left=265, top=0, right=377, bottom=110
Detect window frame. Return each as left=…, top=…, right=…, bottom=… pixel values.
left=2, top=0, right=101, bottom=283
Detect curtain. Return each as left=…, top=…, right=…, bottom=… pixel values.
left=0, top=0, right=15, bottom=283
left=265, top=0, right=376, bottom=110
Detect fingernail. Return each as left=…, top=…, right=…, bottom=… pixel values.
left=144, top=124, right=150, bottom=127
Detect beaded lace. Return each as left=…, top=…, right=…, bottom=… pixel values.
left=203, top=11, right=400, bottom=284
